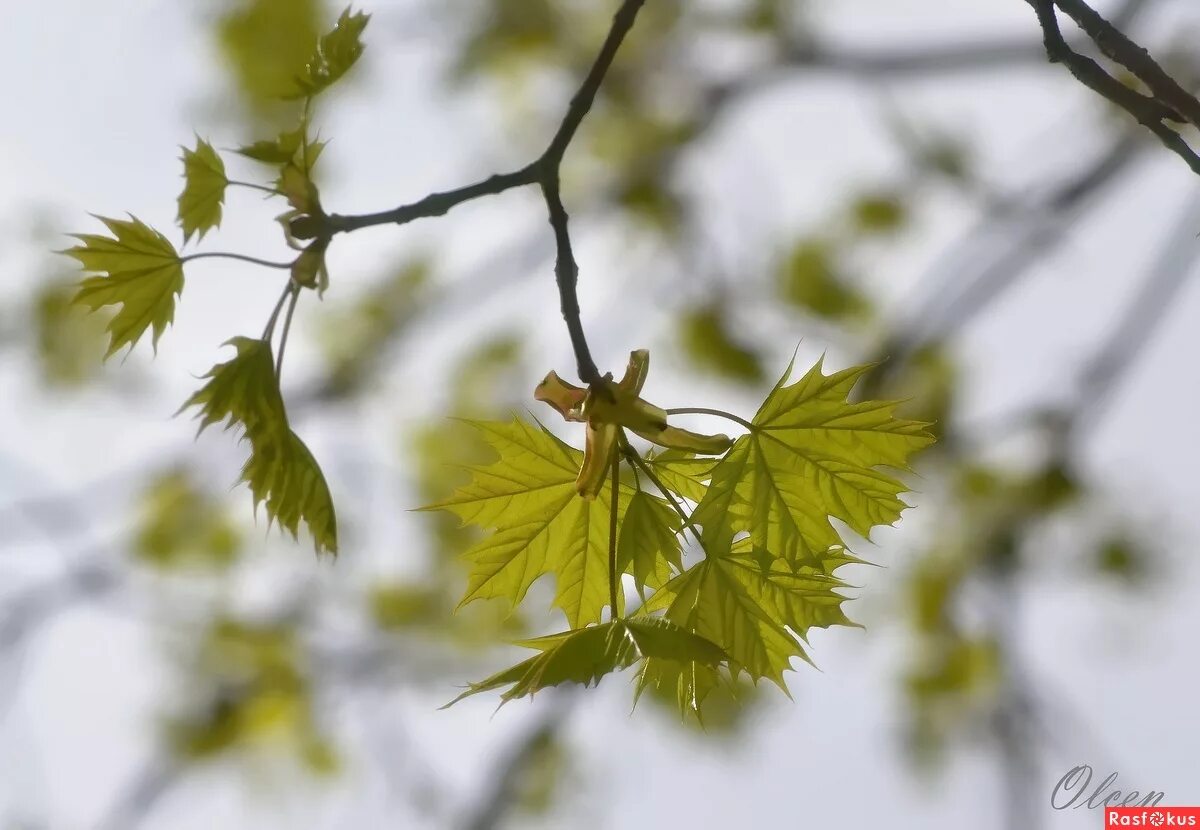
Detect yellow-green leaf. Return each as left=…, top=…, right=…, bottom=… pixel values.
left=285, top=7, right=370, bottom=99
left=134, top=469, right=241, bottom=569
left=64, top=215, right=185, bottom=357
left=617, top=490, right=682, bottom=592
left=694, top=357, right=934, bottom=564
left=421, top=419, right=631, bottom=627
left=643, top=543, right=850, bottom=687
left=182, top=337, right=337, bottom=555
left=643, top=449, right=713, bottom=504
left=444, top=618, right=727, bottom=707
left=178, top=138, right=228, bottom=243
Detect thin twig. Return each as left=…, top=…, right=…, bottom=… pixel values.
left=1028, top=0, right=1200, bottom=175
left=275, top=283, right=301, bottom=379
left=327, top=0, right=649, bottom=383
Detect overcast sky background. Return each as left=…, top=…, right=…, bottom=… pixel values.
left=2, top=1, right=1199, bottom=828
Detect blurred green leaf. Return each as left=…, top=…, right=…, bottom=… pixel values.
left=850, top=190, right=908, bottom=235
left=778, top=238, right=871, bottom=322
left=678, top=305, right=764, bottom=384
left=217, top=0, right=325, bottom=110
left=134, top=469, right=241, bottom=570
left=32, top=278, right=109, bottom=387
left=168, top=619, right=333, bottom=772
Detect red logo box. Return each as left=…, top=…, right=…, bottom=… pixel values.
left=1107, top=808, right=1200, bottom=827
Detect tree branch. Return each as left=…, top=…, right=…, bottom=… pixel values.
left=1028, top=0, right=1200, bottom=175
left=326, top=168, right=537, bottom=234
left=328, top=0, right=647, bottom=383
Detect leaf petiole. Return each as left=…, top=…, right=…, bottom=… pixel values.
left=665, top=407, right=754, bottom=431
left=227, top=180, right=284, bottom=197
left=608, top=444, right=621, bottom=621
left=181, top=251, right=293, bottom=270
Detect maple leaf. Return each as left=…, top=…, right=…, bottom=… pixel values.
left=285, top=7, right=370, bottom=100
left=421, top=419, right=634, bottom=627
left=642, top=539, right=853, bottom=687
left=617, top=490, right=682, bottom=593
left=63, top=215, right=185, bottom=358
left=444, top=618, right=727, bottom=707
left=694, top=356, right=934, bottom=565
left=182, top=337, right=337, bottom=555
left=642, top=448, right=714, bottom=503
left=178, top=138, right=228, bottom=243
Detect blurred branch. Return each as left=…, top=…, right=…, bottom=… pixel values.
left=458, top=693, right=575, bottom=830
left=0, top=563, right=117, bottom=657
left=863, top=126, right=1144, bottom=399
left=1069, top=187, right=1200, bottom=434
left=94, top=756, right=179, bottom=830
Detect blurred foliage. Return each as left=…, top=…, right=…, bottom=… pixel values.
left=677, top=304, right=765, bottom=384
left=849, top=190, right=909, bottom=237
left=32, top=277, right=109, bottom=387
left=778, top=238, right=873, bottom=323
left=167, top=618, right=336, bottom=773
left=318, top=259, right=430, bottom=399
left=134, top=469, right=242, bottom=570
left=216, top=0, right=328, bottom=116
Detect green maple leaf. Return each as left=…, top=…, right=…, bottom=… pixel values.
left=178, top=138, right=228, bottom=243
left=182, top=337, right=337, bottom=555
left=444, top=617, right=727, bottom=707
left=238, top=127, right=327, bottom=174
left=63, top=215, right=185, bottom=358
left=643, top=540, right=852, bottom=687
left=643, top=448, right=713, bottom=503
left=285, top=7, right=370, bottom=100
left=421, top=419, right=633, bottom=627
left=617, top=490, right=681, bottom=593
left=694, top=357, right=934, bottom=565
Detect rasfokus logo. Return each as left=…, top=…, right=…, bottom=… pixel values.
left=1106, top=808, right=1200, bottom=827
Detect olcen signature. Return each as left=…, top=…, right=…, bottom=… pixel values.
left=1052, top=765, right=1166, bottom=810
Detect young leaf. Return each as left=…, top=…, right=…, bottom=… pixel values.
left=63, top=215, right=185, bottom=357
left=236, top=127, right=306, bottom=164
left=694, top=357, right=934, bottom=564
left=420, top=419, right=632, bottom=627
left=617, top=490, right=682, bottom=592
left=242, top=429, right=337, bottom=555
left=182, top=337, right=338, bottom=555
left=643, top=541, right=852, bottom=686
left=285, top=7, right=370, bottom=100
left=643, top=449, right=713, bottom=503
left=444, top=618, right=727, bottom=707
left=178, top=138, right=228, bottom=243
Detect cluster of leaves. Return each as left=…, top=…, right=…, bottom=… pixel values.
left=53, top=0, right=941, bottom=726
left=60, top=7, right=372, bottom=555
left=167, top=618, right=336, bottom=772
left=424, top=351, right=934, bottom=719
